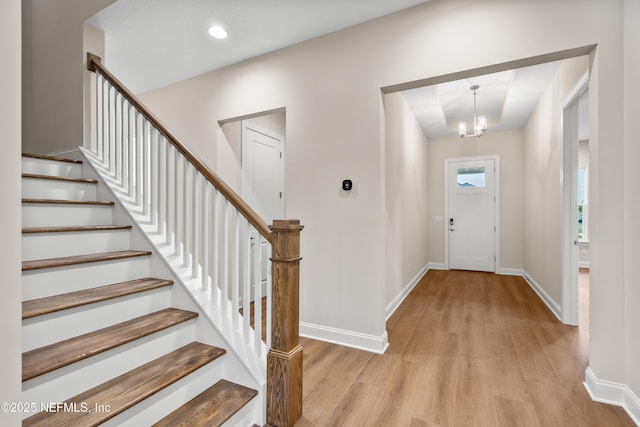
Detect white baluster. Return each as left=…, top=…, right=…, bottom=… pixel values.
left=231, top=209, right=240, bottom=329
left=182, top=161, right=190, bottom=267
left=105, top=82, right=111, bottom=168
left=127, top=105, right=135, bottom=198
left=121, top=101, right=129, bottom=194
left=109, top=84, right=116, bottom=174
left=150, top=126, right=158, bottom=226
left=201, top=182, right=210, bottom=291
left=164, top=141, right=174, bottom=245
left=254, top=233, right=263, bottom=355
left=211, top=188, right=220, bottom=303
left=135, top=112, right=143, bottom=208
left=220, top=200, right=229, bottom=316
left=95, top=75, right=103, bottom=158
left=142, top=120, right=150, bottom=217
left=191, top=167, right=199, bottom=279
left=156, top=136, right=165, bottom=235
left=265, top=242, right=272, bottom=350
left=115, top=93, right=122, bottom=185
left=172, top=149, right=180, bottom=254
left=241, top=219, right=251, bottom=341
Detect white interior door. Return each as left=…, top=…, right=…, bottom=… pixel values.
left=242, top=122, right=284, bottom=223
left=447, top=158, right=496, bottom=272
left=242, top=121, right=284, bottom=300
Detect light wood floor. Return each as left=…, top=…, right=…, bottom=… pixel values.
left=295, top=269, right=634, bottom=426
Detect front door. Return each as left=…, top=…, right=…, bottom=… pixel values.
left=447, top=158, right=496, bottom=272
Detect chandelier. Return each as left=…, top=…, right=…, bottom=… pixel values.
left=458, top=85, right=488, bottom=138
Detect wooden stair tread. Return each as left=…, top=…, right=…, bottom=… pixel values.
left=23, top=342, right=226, bottom=427
left=22, top=225, right=132, bottom=234
left=22, top=250, right=152, bottom=271
left=22, top=152, right=82, bottom=164
left=152, top=379, right=257, bottom=427
left=23, top=277, right=174, bottom=319
left=22, top=198, right=114, bottom=206
left=22, top=173, right=97, bottom=184
left=22, top=308, right=198, bottom=381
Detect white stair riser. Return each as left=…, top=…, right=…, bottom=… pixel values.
left=219, top=399, right=258, bottom=427
left=22, top=257, right=152, bottom=300
left=23, top=204, right=114, bottom=227
left=22, top=178, right=97, bottom=201
left=22, top=158, right=83, bottom=178
left=22, top=322, right=203, bottom=415
left=103, top=359, right=227, bottom=427
left=22, top=289, right=173, bottom=352
left=22, top=230, right=132, bottom=261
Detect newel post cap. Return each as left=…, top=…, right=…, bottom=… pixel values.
left=269, top=219, right=304, bottom=232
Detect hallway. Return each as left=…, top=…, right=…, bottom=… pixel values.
left=296, top=269, right=634, bottom=426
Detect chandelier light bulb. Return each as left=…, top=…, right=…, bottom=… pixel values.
left=478, top=115, right=487, bottom=132
left=458, top=121, right=467, bottom=137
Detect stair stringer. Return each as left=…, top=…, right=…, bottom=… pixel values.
left=77, top=147, right=268, bottom=425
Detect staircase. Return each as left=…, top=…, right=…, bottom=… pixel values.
left=21, top=152, right=260, bottom=426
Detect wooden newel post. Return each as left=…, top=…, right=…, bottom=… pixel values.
left=267, top=219, right=304, bottom=427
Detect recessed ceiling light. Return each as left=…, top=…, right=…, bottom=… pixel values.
left=208, top=26, right=228, bottom=39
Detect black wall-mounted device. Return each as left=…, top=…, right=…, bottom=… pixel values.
left=342, top=179, right=353, bottom=191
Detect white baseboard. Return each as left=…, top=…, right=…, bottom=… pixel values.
left=584, top=367, right=640, bottom=426
left=427, top=262, right=448, bottom=270
left=299, top=322, right=389, bottom=354
left=385, top=263, right=430, bottom=320
left=522, top=270, right=562, bottom=321
left=497, top=267, right=523, bottom=276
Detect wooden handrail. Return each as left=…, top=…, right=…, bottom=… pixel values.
left=87, top=53, right=273, bottom=242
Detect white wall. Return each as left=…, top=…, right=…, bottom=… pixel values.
left=623, top=0, right=640, bottom=409
left=384, top=93, right=429, bottom=313
left=426, top=129, right=524, bottom=271
left=22, top=0, right=116, bottom=155
left=0, top=0, right=22, bottom=425
left=522, top=56, right=589, bottom=304
left=133, top=0, right=628, bottom=374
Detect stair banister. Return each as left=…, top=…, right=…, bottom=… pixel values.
left=87, top=53, right=272, bottom=241
left=87, top=53, right=303, bottom=426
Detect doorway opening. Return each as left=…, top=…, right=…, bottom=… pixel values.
left=381, top=48, right=594, bottom=327
left=218, top=108, right=286, bottom=309
left=217, top=107, right=286, bottom=220
left=562, top=74, right=589, bottom=326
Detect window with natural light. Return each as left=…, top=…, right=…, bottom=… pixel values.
left=457, top=167, right=486, bottom=188
left=578, top=168, right=588, bottom=241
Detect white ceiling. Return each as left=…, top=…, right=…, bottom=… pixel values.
left=401, top=61, right=562, bottom=139
left=87, top=1, right=579, bottom=140
left=86, top=0, right=431, bottom=95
